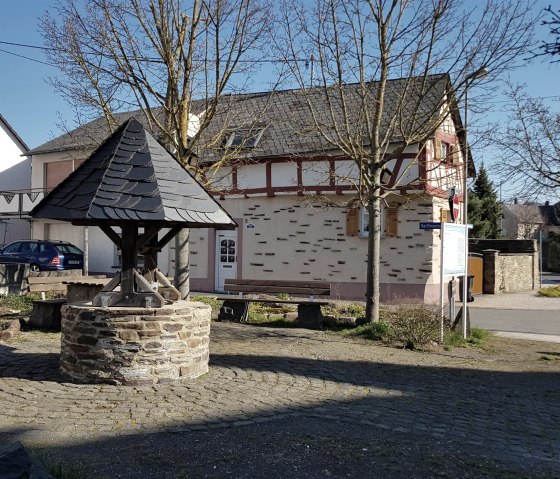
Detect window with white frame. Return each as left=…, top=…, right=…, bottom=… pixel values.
left=359, top=206, right=385, bottom=237
left=440, top=142, right=449, bottom=162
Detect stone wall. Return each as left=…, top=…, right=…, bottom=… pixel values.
left=0, top=263, right=29, bottom=295
left=482, top=250, right=539, bottom=294
left=60, top=301, right=211, bottom=385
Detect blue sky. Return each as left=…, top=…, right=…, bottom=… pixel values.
left=0, top=0, right=558, bottom=198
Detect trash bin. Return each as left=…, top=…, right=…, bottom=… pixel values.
left=459, top=275, right=475, bottom=303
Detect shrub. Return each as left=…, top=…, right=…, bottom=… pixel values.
left=383, top=303, right=441, bottom=350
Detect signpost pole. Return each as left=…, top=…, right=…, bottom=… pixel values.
left=439, top=223, right=445, bottom=343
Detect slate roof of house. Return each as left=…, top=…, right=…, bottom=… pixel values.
left=540, top=201, right=560, bottom=227
left=26, top=74, right=456, bottom=161
left=502, top=203, right=545, bottom=225
left=31, top=119, right=236, bottom=228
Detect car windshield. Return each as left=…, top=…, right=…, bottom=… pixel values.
left=54, top=244, right=83, bottom=255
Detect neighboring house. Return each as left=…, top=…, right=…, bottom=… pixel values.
left=501, top=202, right=545, bottom=240
left=23, top=74, right=470, bottom=301
left=0, top=114, right=32, bottom=246
left=501, top=200, right=560, bottom=272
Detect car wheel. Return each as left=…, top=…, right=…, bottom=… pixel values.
left=29, top=264, right=40, bottom=273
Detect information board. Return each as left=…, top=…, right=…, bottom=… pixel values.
left=442, top=223, right=467, bottom=275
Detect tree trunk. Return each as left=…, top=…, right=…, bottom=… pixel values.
left=365, top=167, right=383, bottom=322
left=174, top=228, right=190, bottom=300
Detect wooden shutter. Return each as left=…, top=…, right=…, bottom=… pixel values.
left=346, top=207, right=360, bottom=236
left=440, top=208, right=449, bottom=223
left=451, top=144, right=460, bottom=165
left=434, top=138, right=442, bottom=161
left=386, top=207, right=398, bottom=237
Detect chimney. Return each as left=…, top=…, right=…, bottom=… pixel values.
left=545, top=201, right=550, bottom=206
left=514, top=198, right=518, bottom=204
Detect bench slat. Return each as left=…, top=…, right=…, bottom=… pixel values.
left=27, top=275, right=106, bottom=285
left=216, top=296, right=330, bottom=305
left=28, top=284, right=68, bottom=293
left=224, top=285, right=330, bottom=295
left=224, top=279, right=330, bottom=289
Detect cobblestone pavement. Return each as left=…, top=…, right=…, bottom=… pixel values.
left=1, top=323, right=560, bottom=476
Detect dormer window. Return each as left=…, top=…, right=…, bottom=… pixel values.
left=224, top=128, right=265, bottom=149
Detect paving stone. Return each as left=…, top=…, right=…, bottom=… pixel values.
left=0, top=322, right=560, bottom=473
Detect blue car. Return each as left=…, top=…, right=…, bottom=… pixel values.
left=0, top=240, right=83, bottom=272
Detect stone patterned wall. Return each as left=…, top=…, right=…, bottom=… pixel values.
left=60, top=301, right=211, bottom=385
left=190, top=195, right=440, bottom=293
left=485, top=252, right=538, bottom=293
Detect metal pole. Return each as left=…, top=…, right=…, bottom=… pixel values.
left=539, top=229, right=543, bottom=288
left=83, top=226, right=89, bottom=276
left=461, top=67, right=488, bottom=339
left=462, top=86, right=469, bottom=340
left=440, top=223, right=445, bottom=343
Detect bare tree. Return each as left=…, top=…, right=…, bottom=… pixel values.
left=493, top=84, right=560, bottom=200
left=279, top=0, right=537, bottom=322
left=539, top=4, right=560, bottom=59
left=41, top=0, right=273, bottom=298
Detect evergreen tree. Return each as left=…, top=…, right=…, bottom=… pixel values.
left=468, top=163, right=502, bottom=238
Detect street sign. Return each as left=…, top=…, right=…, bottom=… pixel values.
left=419, top=222, right=442, bottom=230
left=450, top=195, right=460, bottom=222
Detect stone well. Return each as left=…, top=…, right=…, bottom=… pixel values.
left=60, top=301, right=211, bottom=385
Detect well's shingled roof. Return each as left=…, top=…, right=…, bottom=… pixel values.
left=31, top=119, right=236, bottom=228
left=26, top=74, right=454, bottom=161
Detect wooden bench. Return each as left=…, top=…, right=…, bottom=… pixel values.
left=217, top=279, right=331, bottom=329
left=27, top=275, right=109, bottom=331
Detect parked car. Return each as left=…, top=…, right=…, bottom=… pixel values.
left=0, top=240, right=83, bottom=272
left=0, top=254, right=31, bottom=265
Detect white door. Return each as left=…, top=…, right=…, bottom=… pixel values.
left=215, top=231, right=238, bottom=292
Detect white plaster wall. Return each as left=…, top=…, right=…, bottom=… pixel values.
left=0, top=121, right=27, bottom=174
left=425, top=138, right=464, bottom=192
left=271, top=162, right=298, bottom=187
left=301, top=161, right=330, bottom=186
left=237, top=163, right=266, bottom=189
left=168, top=228, right=209, bottom=279
left=390, top=158, right=419, bottom=186
left=212, top=195, right=438, bottom=287
left=334, top=160, right=359, bottom=185
left=208, top=166, right=233, bottom=191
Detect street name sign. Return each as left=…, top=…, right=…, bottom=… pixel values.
left=419, top=222, right=442, bottom=230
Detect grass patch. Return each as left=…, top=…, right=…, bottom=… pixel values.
left=324, top=302, right=365, bottom=319
left=0, top=293, right=66, bottom=317
left=443, top=330, right=467, bottom=348
left=442, top=328, right=492, bottom=349
left=0, top=294, right=42, bottom=315
left=340, top=321, right=389, bottom=340
left=190, top=295, right=224, bottom=311
left=538, top=285, right=560, bottom=297
left=246, top=303, right=297, bottom=328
